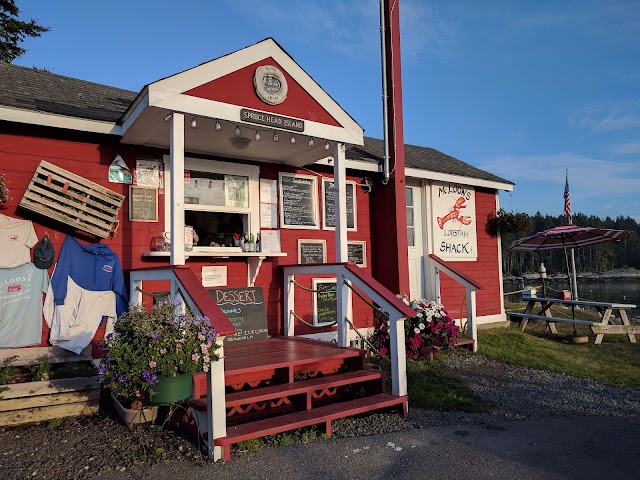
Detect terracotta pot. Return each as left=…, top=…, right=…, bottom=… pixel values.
left=111, top=390, right=158, bottom=429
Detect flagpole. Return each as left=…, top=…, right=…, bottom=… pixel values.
left=566, top=169, right=579, bottom=301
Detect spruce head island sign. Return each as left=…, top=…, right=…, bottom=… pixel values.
left=240, top=108, right=305, bottom=133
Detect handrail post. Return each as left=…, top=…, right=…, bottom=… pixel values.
left=389, top=313, right=408, bottom=397
left=284, top=273, right=295, bottom=336
left=207, top=337, right=227, bottom=462
left=336, top=273, right=350, bottom=347
left=467, top=289, right=478, bottom=352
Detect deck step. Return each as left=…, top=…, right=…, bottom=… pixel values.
left=190, top=369, right=384, bottom=411
left=214, top=393, right=407, bottom=461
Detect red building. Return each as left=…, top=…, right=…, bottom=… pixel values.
left=0, top=38, right=513, bottom=460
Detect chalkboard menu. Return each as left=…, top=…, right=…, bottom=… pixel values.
left=279, top=173, right=318, bottom=229
left=298, top=240, right=326, bottom=264
left=129, top=186, right=158, bottom=222
left=208, top=287, right=268, bottom=343
left=314, top=280, right=337, bottom=326
left=347, top=241, right=366, bottom=267
left=323, top=180, right=356, bottom=230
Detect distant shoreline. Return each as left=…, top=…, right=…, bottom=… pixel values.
left=504, top=268, right=640, bottom=283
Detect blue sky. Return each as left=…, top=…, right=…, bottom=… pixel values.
left=15, top=0, right=640, bottom=221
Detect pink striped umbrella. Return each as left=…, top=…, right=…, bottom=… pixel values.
left=507, top=225, right=631, bottom=252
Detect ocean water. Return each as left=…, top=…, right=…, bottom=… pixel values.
left=504, top=279, right=640, bottom=318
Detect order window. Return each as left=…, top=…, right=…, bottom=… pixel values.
left=163, top=156, right=260, bottom=250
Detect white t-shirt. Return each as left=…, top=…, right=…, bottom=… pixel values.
left=0, top=263, right=49, bottom=348
left=0, top=215, right=38, bottom=268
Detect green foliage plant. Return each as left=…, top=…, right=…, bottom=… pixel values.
left=98, top=301, right=221, bottom=404
left=29, top=357, right=52, bottom=381
left=0, top=355, right=19, bottom=385
left=0, top=0, right=50, bottom=63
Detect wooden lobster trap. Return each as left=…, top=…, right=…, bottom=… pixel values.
left=19, top=160, right=125, bottom=238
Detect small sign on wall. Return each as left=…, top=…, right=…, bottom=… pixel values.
left=298, top=239, right=326, bottom=264
left=202, top=266, right=227, bottom=288
left=347, top=241, right=366, bottom=267
left=129, top=186, right=158, bottom=222
left=313, top=279, right=337, bottom=326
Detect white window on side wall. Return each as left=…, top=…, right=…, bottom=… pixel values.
left=163, top=156, right=260, bottom=251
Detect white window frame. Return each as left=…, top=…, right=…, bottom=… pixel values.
left=163, top=155, right=260, bottom=251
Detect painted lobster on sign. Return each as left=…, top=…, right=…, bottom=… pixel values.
left=437, top=197, right=472, bottom=229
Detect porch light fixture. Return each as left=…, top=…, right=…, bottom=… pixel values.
left=324, top=141, right=330, bottom=151
left=215, top=120, right=222, bottom=131
left=255, top=130, right=261, bottom=142
left=290, top=134, right=296, bottom=144
left=190, top=117, right=197, bottom=128
left=308, top=137, right=314, bottom=147
left=273, top=132, right=279, bottom=142
left=235, top=125, right=241, bottom=136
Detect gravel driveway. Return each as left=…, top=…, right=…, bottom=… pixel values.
left=1, top=351, right=638, bottom=479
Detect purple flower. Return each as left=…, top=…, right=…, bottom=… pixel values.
left=152, top=332, right=160, bottom=340
left=150, top=374, right=158, bottom=383
left=105, top=356, right=112, bottom=363
left=117, top=375, right=127, bottom=383
left=105, top=333, right=113, bottom=340
left=98, top=365, right=107, bottom=375
left=142, top=370, right=151, bottom=381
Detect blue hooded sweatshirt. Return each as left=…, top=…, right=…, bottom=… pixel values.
left=52, top=236, right=128, bottom=316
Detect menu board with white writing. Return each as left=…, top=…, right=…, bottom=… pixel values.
left=208, top=287, right=268, bottom=343
left=313, top=279, right=337, bottom=326
left=298, top=240, right=326, bottom=264
left=322, top=180, right=356, bottom=231
left=279, top=173, right=319, bottom=229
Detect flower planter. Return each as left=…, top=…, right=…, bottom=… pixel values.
left=148, top=373, right=193, bottom=405
left=111, top=390, right=158, bottom=429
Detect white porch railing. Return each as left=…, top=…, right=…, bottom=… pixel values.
left=282, top=262, right=416, bottom=398
left=128, top=266, right=235, bottom=463
left=427, top=254, right=483, bottom=352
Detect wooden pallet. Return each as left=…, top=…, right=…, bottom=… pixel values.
left=19, top=160, right=124, bottom=238
left=0, top=376, right=100, bottom=426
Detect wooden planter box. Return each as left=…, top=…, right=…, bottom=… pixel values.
left=0, top=376, right=100, bottom=427
left=19, top=160, right=124, bottom=238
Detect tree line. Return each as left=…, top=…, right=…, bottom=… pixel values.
left=494, top=211, right=640, bottom=277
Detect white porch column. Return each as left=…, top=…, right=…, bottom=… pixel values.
left=467, top=290, right=478, bottom=352
left=333, top=143, right=350, bottom=347
left=284, top=273, right=295, bottom=336
left=207, top=338, right=227, bottom=462
left=170, top=112, right=186, bottom=265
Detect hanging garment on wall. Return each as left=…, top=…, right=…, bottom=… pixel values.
left=44, top=275, right=116, bottom=354
left=51, top=236, right=128, bottom=316
left=0, top=263, right=49, bottom=348
left=0, top=215, right=38, bottom=268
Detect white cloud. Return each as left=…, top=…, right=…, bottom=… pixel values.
left=481, top=152, right=640, bottom=198
left=610, top=141, right=640, bottom=155
left=569, top=102, right=640, bottom=134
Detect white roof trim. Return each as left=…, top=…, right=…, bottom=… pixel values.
left=406, top=167, right=513, bottom=191
left=0, top=106, right=121, bottom=135
left=315, top=158, right=513, bottom=191
left=146, top=38, right=363, bottom=145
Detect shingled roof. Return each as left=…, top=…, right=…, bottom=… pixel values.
left=0, top=62, right=512, bottom=186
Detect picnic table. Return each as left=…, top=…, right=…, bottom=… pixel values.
left=508, top=297, right=638, bottom=344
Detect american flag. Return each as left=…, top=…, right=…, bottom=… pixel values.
left=564, top=170, right=572, bottom=223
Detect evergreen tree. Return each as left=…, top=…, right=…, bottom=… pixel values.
left=0, top=1, right=49, bottom=63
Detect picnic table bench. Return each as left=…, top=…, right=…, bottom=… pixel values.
left=508, top=297, right=638, bottom=344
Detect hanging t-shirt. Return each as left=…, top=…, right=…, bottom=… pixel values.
left=0, top=263, right=49, bottom=348
left=0, top=215, right=38, bottom=268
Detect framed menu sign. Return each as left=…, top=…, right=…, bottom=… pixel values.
left=347, top=241, right=366, bottom=267
left=279, top=173, right=319, bottom=229
left=322, top=180, right=356, bottom=231
left=298, top=239, right=326, bottom=264
left=129, top=186, right=158, bottom=222
left=313, top=279, right=337, bottom=326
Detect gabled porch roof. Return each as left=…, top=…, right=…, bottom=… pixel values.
left=120, top=38, right=364, bottom=168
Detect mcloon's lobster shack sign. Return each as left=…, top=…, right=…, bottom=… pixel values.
left=432, top=182, right=477, bottom=259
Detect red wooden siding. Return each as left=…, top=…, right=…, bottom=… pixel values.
left=184, top=58, right=341, bottom=127
left=0, top=130, right=375, bottom=350
left=438, top=188, right=502, bottom=318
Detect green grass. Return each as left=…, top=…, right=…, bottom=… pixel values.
left=479, top=326, right=640, bottom=388
left=369, top=356, right=493, bottom=413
